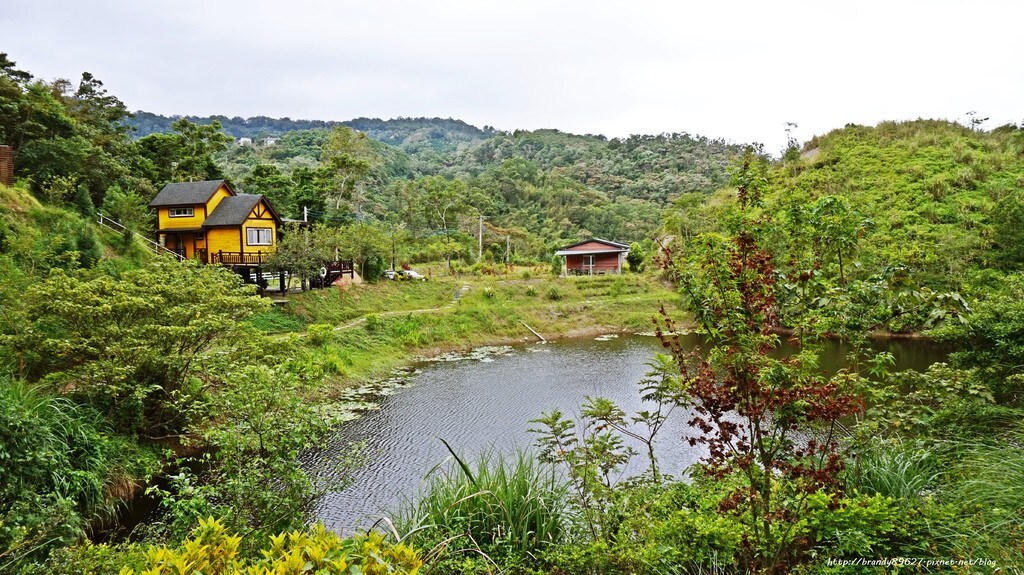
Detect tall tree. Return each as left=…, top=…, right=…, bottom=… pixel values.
left=243, top=163, right=294, bottom=217
left=810, top=195, right=867, bottom=284
left=420, top=176, right=468, bottom=271
left=338, top=221, right=387, bottom=280
left=320, top=126, right=375, bottom=213
left=135, top=119, right=231, bottom=186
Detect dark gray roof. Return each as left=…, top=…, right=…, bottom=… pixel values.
left=202, top=195, right=265, bottom=227
left=149, top=180, right=230, bottom=207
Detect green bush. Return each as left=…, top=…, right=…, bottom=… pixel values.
left=364, top=313, right=382, bottom=332
left=116, top=517, right=422, bottom=575
left=550, top=255, right=562, bottom=277
left=148, top=365, right=347, bottom=543
left=306, top=323, right=336, bottom=346
left=536, top=480, right=743, bottom=575
left=546, top=287, right=563, bottom=301
left=38, top=542, right=148, bottom=575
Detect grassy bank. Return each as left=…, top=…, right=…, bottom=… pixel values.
left=255, top=271, right=683, bottom=386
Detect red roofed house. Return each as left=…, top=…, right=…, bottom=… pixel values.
left=555, top=238, right=630, bottom=276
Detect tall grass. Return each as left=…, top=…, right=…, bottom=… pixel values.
left=0, top=380, right=154, bottom=570
left=852, top=439, right=940, bottom=502
left=929, top=438, right=1024, bottom=565
left=395, top=443, right=569, bottom=562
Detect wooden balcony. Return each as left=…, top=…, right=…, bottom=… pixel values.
left=208, top=250, right=273, bottom=266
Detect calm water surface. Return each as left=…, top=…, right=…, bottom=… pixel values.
left=309, top=333, right=946, bottom=534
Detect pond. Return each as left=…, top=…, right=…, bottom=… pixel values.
left=308, top=333, right=948, bottom=534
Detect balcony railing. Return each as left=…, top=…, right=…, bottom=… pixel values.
left=210, top=250, right=273, bottom=266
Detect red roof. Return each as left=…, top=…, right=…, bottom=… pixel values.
left=555, top=238, right=630, bottom=256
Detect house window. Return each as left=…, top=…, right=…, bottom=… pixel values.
left=168, top=207, right=194, bottom=218
left=582, top=255, right=595, bottom=267
left=247, top=228, right=273, bottom=246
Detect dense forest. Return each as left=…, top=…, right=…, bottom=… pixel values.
left=4, top=51, right=1024, bottom=574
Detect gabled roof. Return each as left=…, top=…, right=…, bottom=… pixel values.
left=555, top=238, right=630, bottom=256
left=202, top=194, right=282, bottom=227
left=149, top=180, right=233, bottom=207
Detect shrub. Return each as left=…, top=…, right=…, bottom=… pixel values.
left=626, top=241, right=647, bottom=272
left=40, top=542, right=148, bottom=575
left=550, top=255, right=562, bottom=277
left=14, top=259, right=268, bottom=436
left=306, top=323, right=336, bottom=346
left=364, top=313, right=382, bottom=333
left=149, top=365, right=352, bottom=543
left=118, top=517, right=422, bottom=575
left=546, top=287, right=563, bottom=301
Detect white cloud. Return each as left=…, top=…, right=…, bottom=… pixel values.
left=3, top=0, right=1021, bottom=150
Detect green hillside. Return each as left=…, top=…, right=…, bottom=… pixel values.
left=790, top=120, right=1024, bottom=284
left=668, top=119, right=1024, bottom=292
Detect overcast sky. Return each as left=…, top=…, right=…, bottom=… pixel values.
left=4, top=0, right=1022, bottom=151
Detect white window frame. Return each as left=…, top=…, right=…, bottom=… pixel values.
left=168, top=207, right=194, bottom=218
left=582, top=255, right=595, bottom=267
left=247, top=227, right=273, bottom=246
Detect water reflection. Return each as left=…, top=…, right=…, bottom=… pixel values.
left=308, top=333, right=948, bottom=534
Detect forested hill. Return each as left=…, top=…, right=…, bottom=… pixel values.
left=131, top=112, right=745, bottom=201
left=129, top=112, right=498, bottom=154
left=666, top=119, right=1024, bottom=292
left=210, top=124, right=747, bottom=247
left=445, top=129, right=743, bottom=202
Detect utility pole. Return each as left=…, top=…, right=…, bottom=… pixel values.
left=478, top=214, right=486, bottom=261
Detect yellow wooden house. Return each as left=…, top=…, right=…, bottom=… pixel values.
left=149, top=180, right=282, bottom=265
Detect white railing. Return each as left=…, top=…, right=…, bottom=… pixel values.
left=97, top=214, right=185, bottom=261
